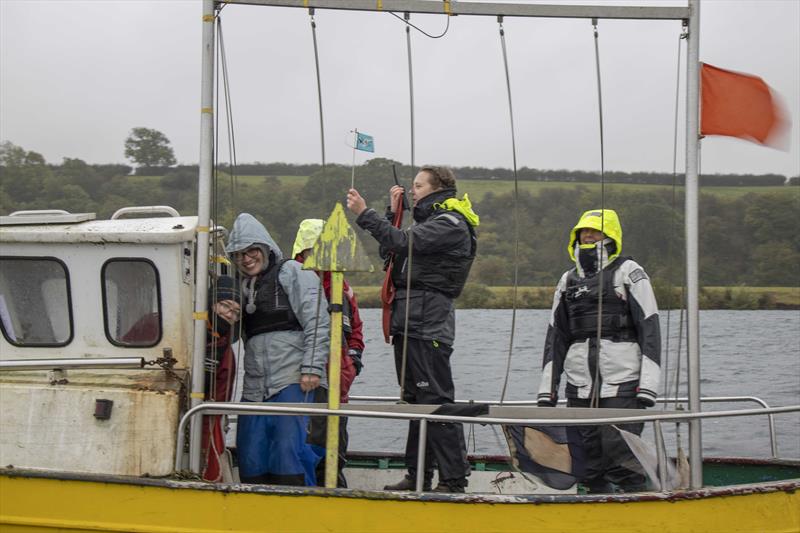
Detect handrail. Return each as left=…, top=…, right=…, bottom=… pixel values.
left=175, top=402, right=800, bottom=487
left=9, top=209, right=70, bottom=216
left=350, top=395, right=781, bottom=457
left=111, top=206, right=180, bottom=219
left=0, top=357, right=145, bottom=371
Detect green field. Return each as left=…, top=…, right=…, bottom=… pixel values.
left=212, top=175, right=799, bottom=202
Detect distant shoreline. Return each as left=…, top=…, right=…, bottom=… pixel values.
left=352, top=285, right=800, bottom=310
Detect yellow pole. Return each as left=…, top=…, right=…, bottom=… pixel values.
left=324, top=271, right=343, bottom=488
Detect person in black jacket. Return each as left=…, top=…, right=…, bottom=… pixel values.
left=346, top=166, right=479, bottom=493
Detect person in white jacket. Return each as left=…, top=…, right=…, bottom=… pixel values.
left=536, top=208, right=661, bottom=493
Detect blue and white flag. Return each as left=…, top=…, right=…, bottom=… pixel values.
left=355, top=132, right=375, bottom=153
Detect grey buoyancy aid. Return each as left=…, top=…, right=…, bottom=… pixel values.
left=394, top=210, right=477, bottom=299
left=564, top=256, right=637, bottom=343
left=243, top=259, right=302, bottom=337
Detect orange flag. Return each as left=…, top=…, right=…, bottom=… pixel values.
left=700, top=62, right=789, bottom=148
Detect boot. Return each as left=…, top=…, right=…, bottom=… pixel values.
left=384, top=474, right=432, bottom=491
left=432, top=478, right=467, bottom=493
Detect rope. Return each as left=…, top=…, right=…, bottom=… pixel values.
left=496, top=17, right=520, bottom=404
left=663, top=26, right=689, bottom=409
left=309, top=9, right=326, bottom=171
left=218, top=20, right=238, bottom=209
left=397, top=228, right=414, bottom=403
left=396, top=13, right=418, bottom=404
left=590, top=19, right=606, bottom=410
left=388, top=10, right=450, bottom=39
left=405, top=13, right=416, bottom=169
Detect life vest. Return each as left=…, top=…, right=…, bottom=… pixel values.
left=393, top=210, right=477, bottom=299
left=564, top=257, right=637, bottom=343
left=243, top=259, right=302, bottom=337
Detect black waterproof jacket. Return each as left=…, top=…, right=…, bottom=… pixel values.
left=356, top=189, right=476, bottom=344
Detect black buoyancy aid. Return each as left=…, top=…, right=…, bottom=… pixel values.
left=243, top=259, right=302, bottom=337
left=564, top=256, right=637, bottom=343
left=394, top=210, right=477, bottom=299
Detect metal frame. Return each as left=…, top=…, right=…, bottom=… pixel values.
left=176, top=402, right=799, bottom=492
left=220, top=0, right=690, bottom=20
left=350, top=394, right=782, bottom=457
left=194, top=0, right=706, bottom=487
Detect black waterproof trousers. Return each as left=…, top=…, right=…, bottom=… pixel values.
left=567, top=396, right=647, bottom=492
left=393, top=336, right=470, bottom=485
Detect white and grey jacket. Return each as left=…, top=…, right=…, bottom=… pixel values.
left=537, top=257, right=661, bottom=407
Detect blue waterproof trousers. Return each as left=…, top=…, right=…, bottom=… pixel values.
left=237, top=384, right=323, bottom=486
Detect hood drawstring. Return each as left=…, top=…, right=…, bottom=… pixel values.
left=244, top=277, right=257, bottom=315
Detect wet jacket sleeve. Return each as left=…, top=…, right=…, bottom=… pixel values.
left=356, top=208, right=467, bottom=256
left=537, top=272, right=571, bottom=407
left=343, top=281, right=365, bottom=353
left=620, top=260, right=661, bottom=407
left=280, top=261, right=331, bottom=379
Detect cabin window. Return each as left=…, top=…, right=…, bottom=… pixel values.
left=102, top=259, right=162, bottom=347
left=0, top=257, right=74, bottom=346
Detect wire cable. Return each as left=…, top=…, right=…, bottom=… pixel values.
left=497, top=17, right=520, bottom=404
left=590, top=19, right=607, bottom=410
left=388, top=10, right=450, bottom=39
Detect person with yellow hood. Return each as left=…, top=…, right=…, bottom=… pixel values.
left=292, top=218, right=365, bottom=487
left=536, top=209, right=661, bottom=493
left=347, top=165, right=479, bottom=493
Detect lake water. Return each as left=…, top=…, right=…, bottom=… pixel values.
left=344, top=309, right=800, bottom=459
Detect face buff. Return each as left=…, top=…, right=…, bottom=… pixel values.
left=575, top=238, right=614, bottom=277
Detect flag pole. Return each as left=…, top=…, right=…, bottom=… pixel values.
left=351, top=128, right=358, bottom=189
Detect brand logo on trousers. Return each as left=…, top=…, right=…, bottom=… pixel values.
left=416, top=381, right=429, bottom=388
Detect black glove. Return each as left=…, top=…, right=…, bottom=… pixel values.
left=348, top=349, right=363, bottom=376
left=637, top=395, right=656, bottom=408
left=537, top=397, right=556, bottom=408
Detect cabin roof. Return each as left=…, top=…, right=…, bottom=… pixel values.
left=0, top=216, right=199, bottom=244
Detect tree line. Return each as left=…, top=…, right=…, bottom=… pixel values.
left=1, top=143, right=798, bottom=295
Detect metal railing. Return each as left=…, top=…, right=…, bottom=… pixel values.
left=175, top=402, right=799, bottom=493
left=350, top=395, right=782, bottom=457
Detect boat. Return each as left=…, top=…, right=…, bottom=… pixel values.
left=1, top=1, right=798, bottom=532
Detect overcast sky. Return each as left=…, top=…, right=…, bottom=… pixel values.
left=1, top=0, right=798, bottom=176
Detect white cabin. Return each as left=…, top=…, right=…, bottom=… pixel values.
left=0, top=208, right=203, bottom=476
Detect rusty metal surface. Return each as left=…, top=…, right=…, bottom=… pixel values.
left=2, top=466, right=797, bottom=505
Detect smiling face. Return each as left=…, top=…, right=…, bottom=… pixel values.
left=412, top=171, right=440, bottom=206
left=579, top=228, right=605, bottom=245
left=232, top=246, right=265, bottom=276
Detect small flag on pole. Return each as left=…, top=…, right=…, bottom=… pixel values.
left=700, top=62, right=789, bottom=148
left=355, top=132, right=375, bottom=153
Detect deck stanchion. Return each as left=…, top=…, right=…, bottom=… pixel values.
left=416, top=419, right=428, bottom=492
left=654, top=420, right=668, bottom=492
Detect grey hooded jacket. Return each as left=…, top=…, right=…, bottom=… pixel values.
left=226, top=213, right=330, bottom=401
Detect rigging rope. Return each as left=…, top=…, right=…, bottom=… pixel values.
left=397, top=12, right=418, bottom=403
left=663, top=25, right=689, bottom=410
left=590, top=19, right=607, bottom=410
left=496, top=17, right=520, bottom=404
left=309, top=9, right=327, bottom=172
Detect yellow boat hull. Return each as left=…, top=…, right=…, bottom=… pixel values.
left=1, top=471, right=798, bottom=533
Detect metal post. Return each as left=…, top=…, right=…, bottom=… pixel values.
left=415, top=419, right=428, bottom=492
left=324, top=272, right=344, bottom=488
left=685, top=0, right=702, bottom=489
left=654, top=420, right=668, bottom=492
left=188, top=0, right=217, bottom=473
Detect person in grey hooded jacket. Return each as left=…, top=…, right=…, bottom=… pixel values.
left=225, top=213, right=330, bottom=486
